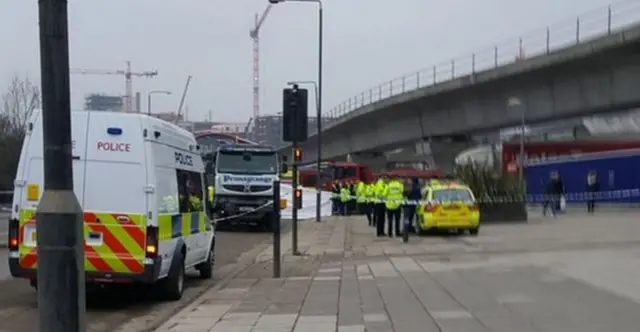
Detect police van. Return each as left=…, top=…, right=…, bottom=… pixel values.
left=7, top=110, right=215, bottom=301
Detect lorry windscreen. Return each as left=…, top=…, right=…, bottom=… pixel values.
left=216, top=151, right=277, bottom=174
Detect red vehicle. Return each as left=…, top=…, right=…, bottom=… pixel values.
left=377, top=168, right=444, bottom=179
left=502, top=141, right=640, bottom=174
left=299, top=161, right=374, bottom=190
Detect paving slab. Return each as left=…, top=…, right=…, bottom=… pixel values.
left=154, top=212, right=640, bottom=332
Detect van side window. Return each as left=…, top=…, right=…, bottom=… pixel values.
left=176, top=170, right=204, bottom=213
left=157, top=166, right=179, bottom=214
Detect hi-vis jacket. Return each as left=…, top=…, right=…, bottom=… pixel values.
left=364, top=183, right=376, bottom=202
left=374, top=180, right=387, bottom=204
left=208, top=185, right=215, bottom=204
left=340, top=186, right=351, bottom=203
left=384, top=180, right=404, bottom=210
left=356, top=181, right=366, bottom=203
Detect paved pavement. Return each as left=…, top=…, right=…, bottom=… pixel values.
left=0, top=221, right=291, bottom=332
left=151, top=211, right=640, bottom=332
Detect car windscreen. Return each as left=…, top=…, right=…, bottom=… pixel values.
left=432, top=188, right=473, bottom=202
left=215, top=151, right=277, bottom=174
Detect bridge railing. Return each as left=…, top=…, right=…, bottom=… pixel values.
left=309, top=0, right=640, bottom=136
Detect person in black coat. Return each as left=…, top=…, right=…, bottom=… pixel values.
left=586, top=170, right=599, bottom=213
left=543, top=171, right=564, bottom=217
left=403, top=177, right=421, bottom=234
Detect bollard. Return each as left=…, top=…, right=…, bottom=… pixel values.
left=272, top=180, right=281, bottom=278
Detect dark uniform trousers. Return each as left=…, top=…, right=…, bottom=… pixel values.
left=375, top=203, right=386, bottom=236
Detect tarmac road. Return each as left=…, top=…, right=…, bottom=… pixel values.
left=0, top=219, right=292, bottom=332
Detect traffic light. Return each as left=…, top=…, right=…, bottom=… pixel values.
left=282, top=86, right=308, bottom=142
left=293, top=148, right=302, bottom=162
left=294, top=188, right=303, bottom=209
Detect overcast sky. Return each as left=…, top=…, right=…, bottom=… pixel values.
left=0, top=0, right=622, bottom=124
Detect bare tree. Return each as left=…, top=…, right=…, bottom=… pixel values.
left=1, top=75, right=40, bottom=136
left=0, top=75, right=41, bottom=194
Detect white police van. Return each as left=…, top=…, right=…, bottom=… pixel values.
left=8, top=110, right=215, bottom=301
left=209, top=144, right=278, bottom=231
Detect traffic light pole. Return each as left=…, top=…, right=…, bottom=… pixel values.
left=291, top=143, right=300, bottom=255
left=37, top=1, right=86, bottom=331
left=291, top=84, right=300, bottom=255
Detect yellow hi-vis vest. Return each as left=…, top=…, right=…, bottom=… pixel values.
left=356, top=182, right=366, bottom=203
left=207, top=185, right=215, bottom=203
left=384, top=180, right=404, bottom=210
left=340, top=187, right=351, bottom=203
left=374, top=180, right=387, bottom=203
left=365, top=183, right=376, bottom=202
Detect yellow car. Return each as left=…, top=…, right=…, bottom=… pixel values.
left=416, top=181, right=480, bottom=235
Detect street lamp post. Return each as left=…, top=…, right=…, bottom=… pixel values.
left=507, top=97, right=526, bottom=180
left=147, top=90, right=172, bottom=115
left=286, top=80, right=321, bottom=222
left=270, top=0, right=323, bottom=223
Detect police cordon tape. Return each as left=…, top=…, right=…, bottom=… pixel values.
left=337, top=189, right=640, bottom=206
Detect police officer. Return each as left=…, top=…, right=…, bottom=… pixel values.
left=348, top=180, right=357, bottom=214
left=356, top=180, right=366, bottom=215
left=331, top=181, right=340, bottom=215
left=365, top=180, right=376, bottom=226
left=186, top=179, right=202, bottom=211
left=340, top=182, right=351, bottom=216
left=374, top=175, right=388, bottom=236
left=384, top=175, right=404, bottom=237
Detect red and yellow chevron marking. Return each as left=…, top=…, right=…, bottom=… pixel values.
left=83, top=212, right=145, bottom=274
left=17, top=210, right=147, bottom=275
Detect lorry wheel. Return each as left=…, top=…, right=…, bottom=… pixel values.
left=198, top=240, right=215, bottom=279
left=160, top=252, right=185, bottom=301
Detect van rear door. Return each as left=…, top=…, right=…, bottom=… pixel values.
left=82, top=112, right=147, bottom=276
left=15, top=111, right=89, bottom=270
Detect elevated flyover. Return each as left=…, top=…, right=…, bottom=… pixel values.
left=279, top=2, right=640, bottom=164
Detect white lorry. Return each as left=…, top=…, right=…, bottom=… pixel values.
left=207, top=144, right=279, bottom=231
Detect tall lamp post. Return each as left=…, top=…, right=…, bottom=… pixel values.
left=270, top=0, right=323, bottom=222
left=286, top=80, right=321, bottom=221
left=147, top=90, right=172, bottom=115
left=507, top=97, right=526, bottom=180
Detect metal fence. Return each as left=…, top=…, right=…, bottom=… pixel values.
left=309, top=0, right=640, bottom=135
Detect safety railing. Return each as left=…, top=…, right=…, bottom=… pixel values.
left=308, top=0, right=640, bottom=136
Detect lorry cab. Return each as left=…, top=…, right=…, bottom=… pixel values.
left=8, top=110, right=215, bottom=301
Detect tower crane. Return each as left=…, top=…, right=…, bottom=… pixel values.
left=249, top=5, right=273, bottom=135
left=71, top=61, right=158, bottom=112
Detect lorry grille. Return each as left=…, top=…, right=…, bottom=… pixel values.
left=222, top=185, right=271, bottom=192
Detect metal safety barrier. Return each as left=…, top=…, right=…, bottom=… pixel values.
left=311, top=0, right=640, bottom=133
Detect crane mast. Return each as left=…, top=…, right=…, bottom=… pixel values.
left=70, top=61, right=158, bottom=112
left=249, top=5, right=272, bottom=139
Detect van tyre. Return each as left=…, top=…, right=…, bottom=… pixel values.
left=160, top=252, right=185, bottom=301
left=198, top=239, right=215, bottom=279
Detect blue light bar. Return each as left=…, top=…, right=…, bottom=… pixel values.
left=107, top=127, right=122, bottom=135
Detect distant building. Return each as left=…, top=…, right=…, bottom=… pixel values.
left=210, top=122, right=246, bottom=134
left=152, top=112, right=183, bottom=123
left=84, top=94, right=123, bottom=112
left=246, top=115, right=333, bottom=148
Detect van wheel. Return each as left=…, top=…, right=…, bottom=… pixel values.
left=198, top=240, right=215, bottom=279
left=160, top=252, right=185, bottom=301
